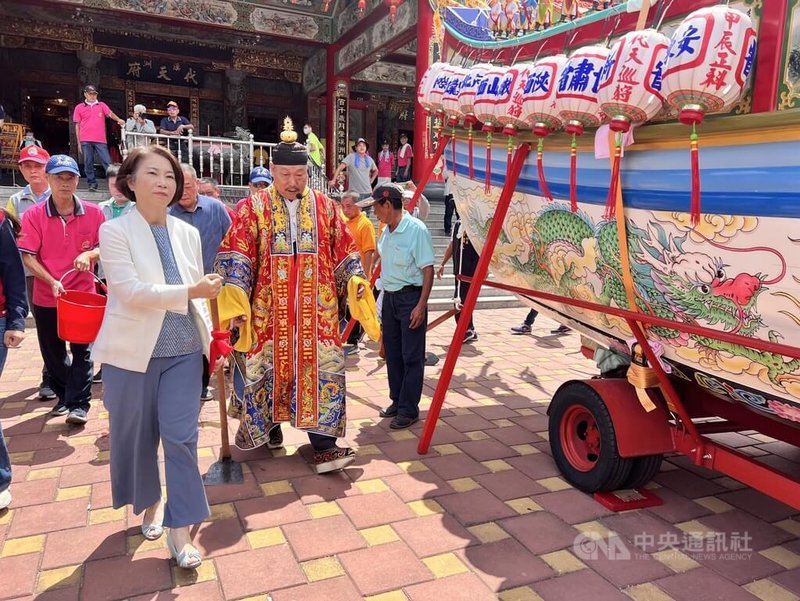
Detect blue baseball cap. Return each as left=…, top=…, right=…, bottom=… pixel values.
left=46, top=154, right=80, bottom=176
left=249, top=166, right=272, bottom=184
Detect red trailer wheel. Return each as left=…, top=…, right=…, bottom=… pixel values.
left=549, top=381, right=632, bottom=493
left=560, top=405, right=602, bottom=472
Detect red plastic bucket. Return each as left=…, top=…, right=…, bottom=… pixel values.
left=56, top=271, right=107, bottom=344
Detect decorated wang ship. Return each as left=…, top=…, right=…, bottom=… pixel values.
left=421, top=0, right=800, bottom=427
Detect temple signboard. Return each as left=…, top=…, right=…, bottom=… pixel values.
left=122, top=57, right=205, bottom=88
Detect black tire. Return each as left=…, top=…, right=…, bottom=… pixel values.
left=620, top=454, right=663, bottom=490
left=549, top=381, right=632, bottom=493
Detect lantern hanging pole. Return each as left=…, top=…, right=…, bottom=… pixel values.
left=418, top=143, right=531, bottom=455
left=635, top=0, right=652, bottom=31
left=510, top=46, right=526, bottom=66
left=531, top=39, right=550, bottom=65
left=562, top=26, right=581, bottom=54
left=653, top=0, right=674, bottom=31
left=602, top=13, right=624, bottom=47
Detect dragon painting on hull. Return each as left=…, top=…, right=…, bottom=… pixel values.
left=450, top=133, right=800, bottom=422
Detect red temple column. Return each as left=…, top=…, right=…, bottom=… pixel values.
left=325, top=46, right=337, bottom=177
left=413, top=0, right=435, bottom=181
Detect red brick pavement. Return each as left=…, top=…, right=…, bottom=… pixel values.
left=0, top=308, right=798, bottom=600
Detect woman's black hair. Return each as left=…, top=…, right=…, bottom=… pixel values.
left=116, top=145, right=184, bottom=206
left=0, top=208, right=22, bottom=237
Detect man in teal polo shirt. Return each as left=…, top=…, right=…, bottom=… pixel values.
left=358, top=184, right=434, bottom=429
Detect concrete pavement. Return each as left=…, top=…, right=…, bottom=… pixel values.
left=0, top=308, right=799, bottom=600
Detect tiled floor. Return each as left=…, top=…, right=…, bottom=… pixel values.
left=1, top=308, right=800, bottom=600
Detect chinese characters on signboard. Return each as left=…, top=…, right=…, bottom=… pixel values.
left=123, top=57, right=204, bottom=88
left=334, top=94, right=349, bottom=167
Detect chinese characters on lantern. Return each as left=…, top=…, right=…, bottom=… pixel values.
left=558, top=58, right=603, bottom=96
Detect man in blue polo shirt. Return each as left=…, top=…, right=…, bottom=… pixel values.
left=170, top=163, right=231, bottom=400
left=159, top=100, right=194, bottom=162
left=359, top=184, right=434, bottom=429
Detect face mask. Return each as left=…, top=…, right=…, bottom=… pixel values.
left=303, top=127, right=311, bottom=134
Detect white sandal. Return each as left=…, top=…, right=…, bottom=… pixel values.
left=141, top=501, right=164, bottom=541
left=167, top=531, right=202, bottom=569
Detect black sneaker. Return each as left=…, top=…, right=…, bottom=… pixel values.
left=200, top=387, right=214, bottom=401
left=463, top=330, right=478, bottom=343
left=510, top=324, right=532, bottom=335
left=390, top=415, right=419, bottom=430
left=39, top=385, right=57, bottom=401
left=267, top=425, right=284, bottom=450
left=312, top=447, right=356, bottom=474
left=88, top=183, right=98, bottom=192
left=379, top=404, right=398, bottom=418
left=92, top=369, right=102, bottom=383
left=550, top=325, right=571, bottom=335
left=66, top=408, right=88, bottom=425
left=51, top=403, right=69, bottom=417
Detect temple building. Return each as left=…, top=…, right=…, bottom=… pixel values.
left=0, top=0, right=435, bottom=177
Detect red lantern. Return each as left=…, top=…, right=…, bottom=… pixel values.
left=474, top=66, right=519, bottom=193
left=520, top=54, right=568, bottom=202
left=555, top=45, right=610, bottom=212
left=442, top=66, right=468, bottom=175
left=385, top=0, right=403, bottom=22
left=457, top=63, right=491, bottom=179
left=662, top=6, right=757, bottom=225
left=597, top=29, right=669, bottom=218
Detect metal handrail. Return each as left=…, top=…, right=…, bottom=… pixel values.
left=122, top=130, right=337, bottom=196
left=122, top=130, right=277, bottom=187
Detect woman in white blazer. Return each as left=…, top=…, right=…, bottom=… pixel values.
left=92, top=145, right=222, bottom=569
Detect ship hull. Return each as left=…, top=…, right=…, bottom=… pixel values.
left=450, top=115, right=800, bottom=425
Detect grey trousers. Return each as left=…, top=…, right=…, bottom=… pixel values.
left=103, top=352, right=209, bottom=528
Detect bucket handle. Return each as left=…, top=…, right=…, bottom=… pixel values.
left=58, top=269, right=108, bottom=295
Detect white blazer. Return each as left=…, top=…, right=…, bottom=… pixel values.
left=92, top=208, right=212, bottom=373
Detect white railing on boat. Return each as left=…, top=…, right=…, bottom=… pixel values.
left=122, top=130, right=333, bottom=195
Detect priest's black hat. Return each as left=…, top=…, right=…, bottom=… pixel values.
left=271, top=117, right=308, bottom=166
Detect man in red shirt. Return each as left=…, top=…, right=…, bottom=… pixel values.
left=376, top=140, right=394, bottom=187
left=72, top=85, right=125, bottom=192
left=396, top=133, right=413, bottom=182
left=18, top=155, right=105, bottom=425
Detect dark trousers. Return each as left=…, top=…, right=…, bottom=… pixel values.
left=202, top=355, right=210, bottom=390
left=80, top=142, right=111, bottom=185
left=524, top=309, right=539, bottom=326
left=26, top=276, right=50, bottom=387
left=0, top=318, right=12, bottom=492
left=444, top=195, right=456, bottom=234
left=382, top=288, right=427, bottom=419
left=453, top=282, right=475, bottom=332
left=33, top=305, right=92, bottom=410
